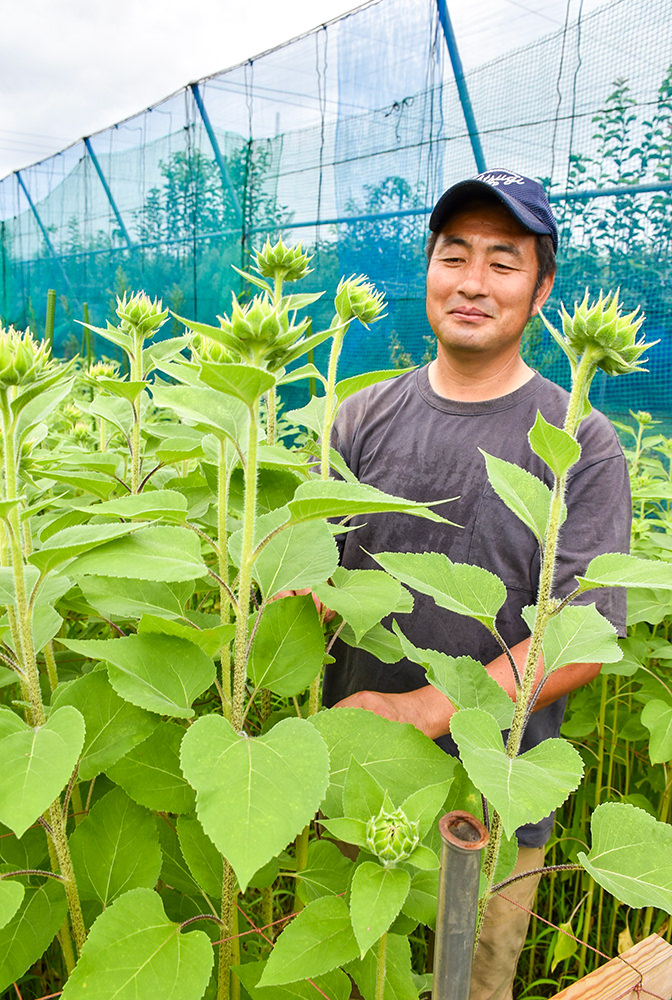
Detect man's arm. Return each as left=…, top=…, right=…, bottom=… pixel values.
left=333, top=638, right=601, bottom=741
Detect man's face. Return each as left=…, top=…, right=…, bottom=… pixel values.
left=426, top=200, right=554, bottom=363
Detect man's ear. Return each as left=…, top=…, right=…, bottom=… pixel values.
left=530, top=270, right=555, bottom=317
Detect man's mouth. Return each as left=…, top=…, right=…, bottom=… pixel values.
left=450, top=307, right=490, bottom=319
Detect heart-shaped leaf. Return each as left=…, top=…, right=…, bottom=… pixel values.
left=180, top=716, right=329, bottom=891
left=60, top=635, right=215, bottom=719
left=528, top=412, right=581, bottom=478
left=0, top=881, right=24, bottom=931
left=579, top=803, right=672, bottom=912
left=248, top=596, right=324, bottom=697
left=0, top=881, right=67, bottom=994
left=541, top=603, right=621, bottom=674
left=60, top=888, right=213, bottom=1000
left=350, top=862, right=411, bottom=955
left=260, top=896, right=359, bottom=986
left=69, top=788, right=162, bottom=905
left=450, top=709, right=583, bottom=839
left=0, top=706, right=85, bottom=837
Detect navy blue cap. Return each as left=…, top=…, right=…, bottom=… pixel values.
left=429, top=168, right=558, bottom=252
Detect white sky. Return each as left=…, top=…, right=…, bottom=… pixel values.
left=0, top=0, right=601, bottom=180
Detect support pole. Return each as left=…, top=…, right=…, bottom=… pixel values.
left=45, top=288, right=56, bottom=349
left=84, top=137, right=133, bottom=247
left=433, top=811, right=489, bottom=1000
left=15, top=171, right=71, bottom=290
left=435, top=0, right=486, bottom=174
left=190, top=83, right=243, bottom=224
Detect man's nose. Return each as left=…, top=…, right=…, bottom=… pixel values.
left=457, top=259, right=488, bottom=297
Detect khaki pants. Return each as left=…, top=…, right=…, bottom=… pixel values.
left=469, top=845, right=545, bottom=1000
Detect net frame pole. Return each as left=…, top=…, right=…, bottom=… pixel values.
left=84, top=137, right=133, bottom=248
left=15, top=170, right=71, bottom=290
left=435, top=0, right=486, bottom=174
left=190, top=82, right=243, bottom=224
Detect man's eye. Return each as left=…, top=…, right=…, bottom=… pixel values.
left=492, top=261, right=514, bottom=271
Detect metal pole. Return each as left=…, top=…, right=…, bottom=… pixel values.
left=84, top=137, right=133, bottom=248
left=15, top=171, right=72, bottom=291
left=190, top=82, right=243, bottom=224
left=44, top=288, right=56, bottom=350
left=435, top=0, right=486, bottom=173
left=433, top=811, right=489, bottom=1000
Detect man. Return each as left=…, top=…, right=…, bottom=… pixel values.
left=322, top=168, right=631, bottom=999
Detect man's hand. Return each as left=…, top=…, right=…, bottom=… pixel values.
left=271, top=588, right=337, bottom=622
left=334, top=685, right=456, bottom=741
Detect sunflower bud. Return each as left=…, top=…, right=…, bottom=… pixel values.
left=0, top=325, right=52, bottom=390
left=190, top=332, right=234, bottom=365
left=87, top=360, right=120, bottom=379
left=365, top=806, right=419, bottom=865
left=253, top=239, right=312, bottom=283
left=335, top=275, right=386, bottom=327
left=116, top=291, right=168, bottom=342
left=559, top=290, right=650, bottom=376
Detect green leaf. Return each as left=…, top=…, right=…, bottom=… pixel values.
left=152, top=383, right=249, bottom=445
left=296, top=839, right=354, bottom=906
left=578, top=803, right=672, bottom=913
left=97, top=378, right=149, bottom=403
left=60, top=634, right=215, bottom=719
left=314, top=569, right=405, bottom=642
left=403, top=870, right=439, bottom=929
left=138, top=614, right=234, bottom=658
left=176, top=814, right=225, bottom=898
left=78, top=577, right=193, bottom=621
left=395, top=625, right=514, bottom=730
left=450, top=709, right=583, bottom=840
left=480, top=450, right=555, bottom=545
left=350, top=863, right=411, bottom=955
left=550, top=919, right=578, bottom=971
left=89, top=392, right=133, bottom=436
left=627, top=587, right=671, bottom=627
left=311, top=708, right=455, bottom=818
left=541, top=604, right=620, bottom=673
left=60, top=888, right=213, bottom=1000
left=69, top=787, right=162, bottom=905
left=528, top=411, right=582, bottom=478
left=198, top=361, right=276, bottom=404
left=278, top=362, right=327, bottom=389
left=0, top=706, right=85, bottom=838
left=51, top=671, right=157, bottom=780
left=237, top=959, right=351, bottom=1000
left=401, top=781, right=453, bottom=838
left=260, top=895, right=359, bottom=986
left=107, top=722, right=196, bottom=813
left=372, top=551, right=506, bottom=631
left=252, top=519, right=339, bottom=599
left=577, top=553, right=672, bottom=593
left=343, top=758, right=386, bottom=824
left=67, top=526, right=207, bottom=582
left=319, top=817, right=369, bottom=850
left=180, top=716, right=329, bottom=892
left=641, top=700, right=672, bottom=764
left=346, top=932, right=417, bottom=1000
left=335, top=369, right=409, bottom=405
left=288, top=480, right=451, bottom=525
left=0, top=880, right=67, bottom=994
left=72, top=490, right=189, bottom=522
left=29, top=522, right=140, bottom=573
left=248, top=596, right=324, bottom=697
left=0, top=881, right=24, bottom=931
left=286, top=395, right=326, bottom=437
left=339, top=621, right=405, bottom=664
left=15, top=374, right=75, bottom=444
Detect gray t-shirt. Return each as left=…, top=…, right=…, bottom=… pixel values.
left=323, top=366, right=631, bottom=846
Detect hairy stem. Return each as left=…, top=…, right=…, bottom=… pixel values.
left=232, top=408, right=259, bottom=732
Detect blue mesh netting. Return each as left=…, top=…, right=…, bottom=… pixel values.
left=1, top=0, right=670, bottom=419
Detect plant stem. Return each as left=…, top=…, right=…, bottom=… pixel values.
left=232, top=407, right=259, bottom=733
left=375, top=931, right=388, bottom=1000
left=217, top=861, right=237, bottom=1000
left=218, top=439, right=233, bottom=722
left=320, top=325, right=346, bottom=480
left=129, top=333, right=143, bottom=494
left=478, top=346, right=600, bottom=930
